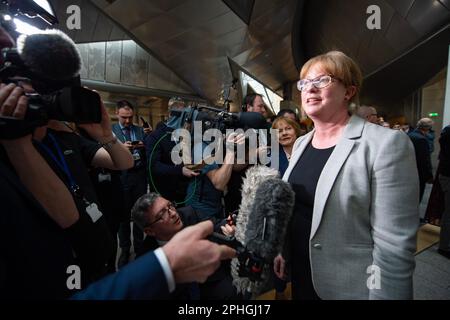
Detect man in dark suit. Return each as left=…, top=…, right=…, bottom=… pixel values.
left=408, top=119, right=434, bottom=202
left=112, top=100, right=148, bottom=268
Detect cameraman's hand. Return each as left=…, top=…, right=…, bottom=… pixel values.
left=0, top=83, right=30, bottom=146
left=78, top=99, right=114, bottom=144
left=162, top=220, right=236, bottom=284
left=226, top=132, right=246, bottom=149
left=182, top=166, right=200, bottom=178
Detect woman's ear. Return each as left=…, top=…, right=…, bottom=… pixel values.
left=345, top=86, right=357, bottom=101
left=345, top=86, right=356, bottom=100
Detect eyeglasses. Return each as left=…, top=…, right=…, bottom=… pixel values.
left=297, top=74, right=341, bottom=92
left=146, top=202, right=176, bottom=227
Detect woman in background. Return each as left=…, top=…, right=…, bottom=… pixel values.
left=272, top=117, right=302, bottom=176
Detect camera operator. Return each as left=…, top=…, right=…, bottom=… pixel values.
left=0, top=26, right=134, bottom=283
left=185, top=132, right=246, bottom=220
left=20, top=79, right=133, bottom=283
left=145, top=97, right=200, bottom=204
left=0, top=26, right=86, bottom=298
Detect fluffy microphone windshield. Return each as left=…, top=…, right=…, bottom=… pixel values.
left=231, top=165, right=295, bottom=297
left=16, top=29, right=81, bottom=81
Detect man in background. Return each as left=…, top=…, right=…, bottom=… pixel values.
left=112, top=100, right=147, bottom=268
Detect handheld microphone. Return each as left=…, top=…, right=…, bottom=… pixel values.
left=230, top=165, right=295, bottom=297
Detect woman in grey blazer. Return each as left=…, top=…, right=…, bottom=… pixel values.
left=273, top=51, right=419, bottom=300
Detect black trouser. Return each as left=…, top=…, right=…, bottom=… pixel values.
left=419, top=179, right=426, bottom=203
left=118, top=169, right=147, bottom=254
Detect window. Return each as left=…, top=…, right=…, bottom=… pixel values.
left=240, top=71, right=282, bottom=114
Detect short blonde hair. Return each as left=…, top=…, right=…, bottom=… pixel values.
left=300, top=51, right=363, bottom=104
left=272, top=117, right=302, bottom=138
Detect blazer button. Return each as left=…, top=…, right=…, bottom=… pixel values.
left=313, top=243, right=322, bottom=249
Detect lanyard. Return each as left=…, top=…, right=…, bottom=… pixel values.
left=36, top=133, right=80, bottom=196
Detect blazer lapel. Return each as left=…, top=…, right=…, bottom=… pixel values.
left=310, top=115, right=364, bottom=239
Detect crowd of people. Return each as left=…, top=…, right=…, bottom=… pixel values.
left=1, top=21, right=449, bottom=301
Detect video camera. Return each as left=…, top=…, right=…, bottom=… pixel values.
left=0, top=1, right=102, bottom=139
left=171, top=104, right=268, bottom=134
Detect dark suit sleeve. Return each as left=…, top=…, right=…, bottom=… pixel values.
left=138, top=127, right=146, bottom=141
left=145, top=129, right=183, bottom=176
left=416, top=138, right=433, bottom=181
left=112, top=124, right=123, bottom=143
left=71, top=251, right=170, bottom=300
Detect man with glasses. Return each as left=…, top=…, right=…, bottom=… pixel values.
left=132, top=193, right=237, bottom=299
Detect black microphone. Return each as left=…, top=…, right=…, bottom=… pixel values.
left=16, top=29, right=81, bottom=83
left=230, top=165, right=295, bottom=297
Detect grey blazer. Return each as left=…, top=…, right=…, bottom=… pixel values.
left=283, top=115, right=419, bottom=300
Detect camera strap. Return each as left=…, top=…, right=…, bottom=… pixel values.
left=35, top=132, right=81, bottom=197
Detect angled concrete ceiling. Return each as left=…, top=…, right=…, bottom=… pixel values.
left=87, top=0, right=299, bottom=102
left=296, top=0, right=450, bottom=103
left=47, top=0, right=449, bottom=107
left=49, top=0, right=130, bottom=42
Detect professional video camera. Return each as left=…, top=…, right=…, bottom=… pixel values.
left=171, top=103, right=268, bottom=134
left=0, top=1, right=102, bottom=139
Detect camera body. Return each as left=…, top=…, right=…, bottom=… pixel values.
left=173, top=104, right=267, bottom=135
left=0, top=47, right=102, bottom=139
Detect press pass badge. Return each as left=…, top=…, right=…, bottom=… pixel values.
left=86, top=203, right=103, bottom=223
left=98, top=172, right=111, bottom=183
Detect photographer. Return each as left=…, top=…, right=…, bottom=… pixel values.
left=185, top=132, right=245, bottom=220
left=23, top=79, right=133, bottom=283
left=0, top=27, right=134, bottom=287
left=0, top=80, right=81, bottom=298
left=145, top=97, right=199, bottom=204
